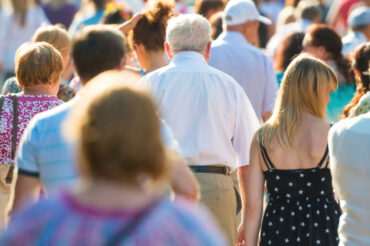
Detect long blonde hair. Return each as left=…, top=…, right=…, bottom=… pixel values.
left=257, top=54, right=338, bottom=149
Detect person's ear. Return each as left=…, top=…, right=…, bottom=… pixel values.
left=318, top=46, right=328, bottom=60
left=165, top=42, right=173, bottom=60
left=204, top=42, right=212, bottom=62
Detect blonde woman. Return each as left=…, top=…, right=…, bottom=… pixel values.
left=0, top=72, right=227, bottom=246
left=237, top=55, right=341, bottom=246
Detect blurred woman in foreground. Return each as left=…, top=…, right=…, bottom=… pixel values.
left=0, top=72, right=227, bottom=246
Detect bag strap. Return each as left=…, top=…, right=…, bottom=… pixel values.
left=11, top=95, right=18, bottom=159
left=1, top=95, right=18, bottom=184
left=106, top=198, right=162, bottom=246
left=0, top=95, right=5, bottom=117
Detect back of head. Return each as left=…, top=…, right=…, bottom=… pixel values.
left=194, top=0, right=226, bottom=19
left=353, top=42, right=370, bottom=90
left=15, top=42, right=63, bottom=88
left=295, top=0, right=321, bottom=22
left=166, top=14, right=211, bottom=54
left=209, top=11, right=223, bottom=40
left=130, top=0, right=174, bottom=51
left=101, top=2, right=133, bottom=25
left=32, top=25, right=71, bottom=58
left=305, top=24, right=353, bottom=83
left=258, top=54, right=338, bottom=149
left=66, top=71, right=168, bottom=185
left=275, top=32, right=305, bottom=71
left=343, top=43, right=370, bottom=118
left=72, top=25, right=125, bottom=83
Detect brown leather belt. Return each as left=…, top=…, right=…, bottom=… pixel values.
left=190, top=165, right=230, bottom=175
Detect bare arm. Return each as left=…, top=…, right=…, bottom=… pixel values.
left=168, top=151, right=199, bottom=202
left=237, top=138, right=265, bottom=246
left=117, top=13, right=144, bottom=34
left=12, top=175, right=41, bottom=213
left=236, top=165, right=248, bottom=245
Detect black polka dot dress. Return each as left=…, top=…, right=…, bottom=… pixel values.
left=259, top=145, right=341, bottom=246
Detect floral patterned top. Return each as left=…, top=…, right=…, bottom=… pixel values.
left=0, top=94, right=63, bottom=165
left=349, top=91, right=370, bottom=118
left=1, top=77, right=76, bottom=102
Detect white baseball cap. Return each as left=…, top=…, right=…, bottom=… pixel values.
left=223, top=0, right=272, bottom=26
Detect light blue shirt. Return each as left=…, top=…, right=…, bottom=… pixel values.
left=16, top=98, right=181, bottom=194
left=209, top=31, right=278, bottom=121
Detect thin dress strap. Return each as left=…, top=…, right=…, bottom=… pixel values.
left=316, top=145, right=329, bottom=168
left=260, top=144, right=275, bottom=170
left=320, top=124, right=334, bottom=169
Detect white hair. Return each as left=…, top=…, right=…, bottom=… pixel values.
left=166, top=14, right=211, bottom=54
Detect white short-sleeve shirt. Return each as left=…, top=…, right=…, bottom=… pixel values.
left=138, top=51, right=260, bottom=171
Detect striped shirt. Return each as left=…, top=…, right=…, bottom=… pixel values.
left=16, top=98, right=181, bottom=194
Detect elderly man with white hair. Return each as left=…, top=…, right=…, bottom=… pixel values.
left=138, top=14, right=260, bottom=245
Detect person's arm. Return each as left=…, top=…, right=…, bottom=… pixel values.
left=12, top=118, right=42, bottom=212
left=168, top=150, right=199, bottom=202
left=117, top=13, right=144, bottom=34
left=237, top=138, right=265, bottom=246
left=12, top=175, right=41, bottom=212
left=236, top=164, right=248, bottom=246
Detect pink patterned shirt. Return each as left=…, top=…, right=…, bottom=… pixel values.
left=0, top=95, right=63, bottom=165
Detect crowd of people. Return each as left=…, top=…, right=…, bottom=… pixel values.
left=0, top=0, right=369, bottom=245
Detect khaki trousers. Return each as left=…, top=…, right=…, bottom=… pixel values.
left=194, top=172, right=236, bottom=246
left=0, top=165, right=16, bottom=232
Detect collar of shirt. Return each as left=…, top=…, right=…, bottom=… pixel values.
left=171, top=51, right=207, bottom=65
left=217, top=31, right=249, bottom=47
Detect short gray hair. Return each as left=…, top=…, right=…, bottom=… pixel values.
left=166, top=14, right=211, bottom=54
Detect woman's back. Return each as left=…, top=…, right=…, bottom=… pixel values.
left=261, top=118, right=330, bottom=171
left=259, top=118, right=341, bottom=246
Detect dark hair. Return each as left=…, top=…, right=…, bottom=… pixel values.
left=72, top=26, right=125, bottom=83
left=342, top=43, right=370, bottom=118
left=91, top=0, right=106, bottom=10
left=130, top=0, right=173, bottom=52
left=209, top=11, right=223, bottom=40
left=306, top=24, right=354, bottom=84
left=101, top=3, right=133, bottom=25
left=275, top=32, right=305, bottom=71
left=194, top=0, right=225, bottom=18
